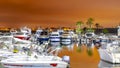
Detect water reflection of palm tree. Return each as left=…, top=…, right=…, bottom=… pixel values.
left=87, top=47, right=93, bottom=56
left=77, top=43, right=82, bottom=53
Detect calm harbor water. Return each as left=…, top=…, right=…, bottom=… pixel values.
left=0, top=43, right=120, bottom=68
left=58, top=44, right=100, bottom=68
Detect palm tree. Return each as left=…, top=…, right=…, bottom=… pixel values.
left=95, top=23, right=100, bottom=33
left=86, top=18, right=94, bottom=29
left=76, top=21, right=84, bottom=34
left=95, top=23, right=100, bottom=29
left=102, top=28, right=109, bottom=34
left=76, top=21, right=83, bottom=28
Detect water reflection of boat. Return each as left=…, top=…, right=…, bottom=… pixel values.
left=50, top=42, right=60, bottom=46
left=86, top=39, right=94, bottom=48
left=98, top=60, right=120, bottom=68
left=66, top=44, right=74, bottom=51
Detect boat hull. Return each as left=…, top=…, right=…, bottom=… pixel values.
left=1, top=61, right=68, bottom=68
left=98, top=48, right=120, bottom=63
left=49, top=37, right=60, bottom=42
left=37, top=37, right=49, bottom=44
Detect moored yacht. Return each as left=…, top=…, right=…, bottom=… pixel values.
left=20, top=26, right=31, bottom=36
left=13, top=32, right=31, bottom=40
left=98, top=38, right=120, bottom=63
left=85, top=32, right=95, bottom=39
left=49, top=32, right=60, bottom=42
left=37, top=30, right=49, bottom=44
left=61, top=32, right=72, bottom=45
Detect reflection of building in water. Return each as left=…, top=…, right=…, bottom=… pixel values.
left=98, top=60, right=120, bottom=68
left=86, top=38, right=94, bottom=48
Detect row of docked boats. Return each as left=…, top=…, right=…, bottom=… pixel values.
left=35, top=29, right=78, bottom=45
left=35, top=28, right=96, bottom=45
left=8, top=27, right=79, bottom=45
left=7, top=26, right=97, bottom=46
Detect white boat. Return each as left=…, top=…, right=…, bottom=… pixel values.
left=98, top=38, right=120, bottom=63
left=1, top=55, right=69, bottom=68
left=10, top=28, right=18, bottom=35
left=61, top=32, right=72, bottom=45
left=35, top=28, right=43, bottom=38
left=0, top=49, right=25, bottom=61
left=85, top=32, right=95, bottom=39
left=37, top=30, right=49, bottom=44
left=0, top=36, right=32, bottom=60
left=49, top=32, right=60, bottom=42
left=13, top=32, right=31, bottom=40
left=20, top=26, right=31, bottom=36
left=1, top=45, right=70, bottom=68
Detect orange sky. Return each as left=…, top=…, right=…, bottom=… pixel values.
left=0, top=0, right=120, bottom=28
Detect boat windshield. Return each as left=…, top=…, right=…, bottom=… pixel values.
left=40, top=31, right=48, bottom=35
left=51, top=34, right=59, bottom=36
left=15, top=33, right=24, bottom=35
left=86, top=34, right=92, bottom=37
left=101, top=39, right=107, bottom=42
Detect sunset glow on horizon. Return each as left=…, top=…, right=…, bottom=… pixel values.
left=0, top=0, right=120, bottom=28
